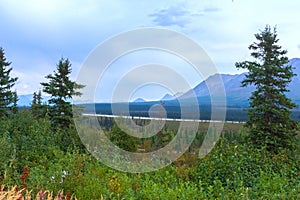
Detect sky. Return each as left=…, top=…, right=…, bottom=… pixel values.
left=1, top=0, right=300, bottom=102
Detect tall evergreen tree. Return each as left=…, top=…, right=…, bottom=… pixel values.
left=32, top=91, right=38, bottom=105
left=0, top=47, right=18, bottom=117
left=37, top=90, right=42, bottom=105
left=235, top=25, right=298, bottom=152
left=31, top=90, right=46, bottom=118
left=41, top=58, right=84, bottom=128
left=11, top=90, right=18, bottom=114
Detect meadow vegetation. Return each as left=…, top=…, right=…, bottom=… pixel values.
left=0, top=112, right=299, bottom=199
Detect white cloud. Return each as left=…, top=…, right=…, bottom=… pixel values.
left=12, top=70, right=46, bottom=95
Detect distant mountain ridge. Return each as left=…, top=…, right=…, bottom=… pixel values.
left=18, top=94, right=50, bottom=107
left=133, top=98, right=146, bottom=103
left=161, top=93, right=174, bottom=100
left=18, top=58, right=300, bottom=107
left=80, top=58, right=300, bottom=121
left=177, top=58, right=300, bottom=106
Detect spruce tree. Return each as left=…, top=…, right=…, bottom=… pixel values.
left=37, top=90, right=42, bottom=105
left=235, top=25, right=298, bottom=152
left=11, top=90, right=18, bottom=114
left=32, top=91, right=38, bottom=105
left=0, top=47, right=18, bottom=117
left=31, top=90, right=46, bottom=118
left=41, top=58, right=84, bottom=128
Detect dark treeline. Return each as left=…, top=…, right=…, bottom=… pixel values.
left=82, top=102, right=300, bottom=122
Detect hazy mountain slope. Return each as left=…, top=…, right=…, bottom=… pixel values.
left=178, top=58, right=300, bottom=106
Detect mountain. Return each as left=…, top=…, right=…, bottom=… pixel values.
left=179, top=73, right=252, bottom=106
left=133, top=98, right=146, bottom=103
left=18, top=94, right=50, bottom=107
left=181, top=73, right=249, bottom=98
left=178, top=58, right=300, bottom=107
left=286, top=58, right=300, bottom=99
left=161, top=93, right=174, bottom=100
left=18, top=58, right=300, bottom=109
left=85, top=58, right=300, bottom=121
left=18, top=94, right=34, bottom=107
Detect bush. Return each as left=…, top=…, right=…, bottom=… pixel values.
left=194, top=137, right=300, bottom=189
left=1, top=111, right=299, bottom=199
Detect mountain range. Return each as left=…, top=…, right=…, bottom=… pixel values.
left=18, top=58, right=300, bottom=107
left=162, top=58, right=300, bottom=107
left=18, top=94, right=50, bottom=107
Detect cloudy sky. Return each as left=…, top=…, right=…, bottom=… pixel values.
left=1, top=0, right=300, bottom=102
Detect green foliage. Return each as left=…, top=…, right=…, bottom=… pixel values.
left=0, top=132, right=13, bottom=174
left=0, top=111, right=299, bottom=199
left=41, top=58, right=84, bottom=128
left=54, top=125, right=85, bottom=152
left=0, top=47, right=18, bottom=118
left=2, top=110, right=57, bottom=172
left=108, top=121, right=138, bottom=152
left=194, top=137, right=300, bottom=199
left=236, top=25, right=298, bottom=152
left=11, top=90, right=18, bottom=114
left=195, top=138, right=266, bottom=188
left=31, top=90, right=47, bottom=118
